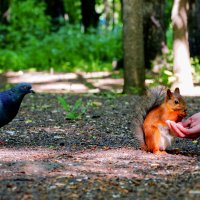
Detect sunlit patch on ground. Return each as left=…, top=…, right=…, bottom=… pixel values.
left=0, top=147, right=199, bottom=180
left=2, top=70, right=200, bottom=95
left=0, top=73, right=200, bottom=199
left=4, top=71, right=124, bottom=93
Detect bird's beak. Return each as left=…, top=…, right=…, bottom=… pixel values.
left=30, top=89, right=35, bottom=93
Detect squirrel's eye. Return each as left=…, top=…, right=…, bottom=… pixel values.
left=174, top=100, right=179, bottom=104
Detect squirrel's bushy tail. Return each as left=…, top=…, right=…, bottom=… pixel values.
left=132, top=86, right=166, bottom=148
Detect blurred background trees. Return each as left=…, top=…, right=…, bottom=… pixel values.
left=0, top=0, right=200, bottom=93
left=172, top=0, right=193, bottom=94
left=0, top=0, right=122, bottom=72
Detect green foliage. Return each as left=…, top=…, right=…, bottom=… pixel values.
left=164, top=0, right=173, bottom=27
left=63, top=0, right=81, bottom=23
left=124, top=86, right=145, bottom=95
left=157, top=68, right=173, bottom=86
left=148, top=48, right=174, bottom=87
left=164, top=0, right=173, bottom=50
left=0, top=24, right=122, bottom=72
left=191, top=57, right=200, bottom=82
left=27, top=25, right=121, bottom=71
left=0, top=0, right=122, bottom=72
left=166, top=23, right=173, bottom=50
left=191, top=57, right=200, bottom=72
left=7, top=0, right=50, bottom=47
left=147, top=67, right=173, bottom=88
left=0, top=50, right=25, bottom=71
left=96, top=91, right=123, bottom=100
left=57, top=96, right=91, bottom=120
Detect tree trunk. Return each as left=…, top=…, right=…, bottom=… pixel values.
left=172, top=0, right=194, bottom=93
left=44, top=0, right=65, bottom=28
left=104, top=0, right=110, bottom=28
left=80, top=0, right=100, bottom=32
left=0, top=0, right=10, bottom=24
left=117, top=0, right=167, bottom=71
left=143, top=0, right=166, bottom=69
left=188, top=0, right=200, bottom=58
left=123, top=0, right=145, bottom=94
left=112, top=0, right=115, bottom=29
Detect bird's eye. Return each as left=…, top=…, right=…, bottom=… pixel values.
left=174, top=100, right=179, bottom=104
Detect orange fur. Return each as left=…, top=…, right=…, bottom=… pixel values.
left=143, top=88, right=187, bottom=154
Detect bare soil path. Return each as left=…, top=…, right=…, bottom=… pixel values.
left=0, top=71, right=199, bottom=199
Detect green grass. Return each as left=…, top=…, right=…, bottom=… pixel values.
left=57, top=96, right=92, bottom=120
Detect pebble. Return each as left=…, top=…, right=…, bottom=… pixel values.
left=5, top=131, right=16, bottom=136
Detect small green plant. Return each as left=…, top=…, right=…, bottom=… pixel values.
left=97, top=91, right=123, bottom=100
left=57, top=96, right=91, bottom=120
left=191, top=56, right=200, bottom=83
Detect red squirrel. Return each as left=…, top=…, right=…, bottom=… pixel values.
left=134, top=87, right=187, bottom=154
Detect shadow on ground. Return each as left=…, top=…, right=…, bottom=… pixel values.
left=0, top=146, right=199, bottom=180
left=0, top=73, right=200, bottom=199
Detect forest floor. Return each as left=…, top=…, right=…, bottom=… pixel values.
left=0, top=71, right=200, bottom=199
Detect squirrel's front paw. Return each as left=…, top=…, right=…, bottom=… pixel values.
left=153, top=150, right=167, bottom=155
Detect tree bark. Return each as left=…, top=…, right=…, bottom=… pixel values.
left=143, top=0, right=166, bottom=69
left=104, top=0, right=110, bottom=28
left=80, top=0, right=100, bottom=32
left=44, top=0, right=65, bottom=27
left=0, top=0, right=10, bottom=24
left=172, top=0, right=194, bottom=93
left=188, top=0, right=200, bottom=58
left=117, top=0, right=167, bottom=71
left=123, top=0, right=145, bottom=94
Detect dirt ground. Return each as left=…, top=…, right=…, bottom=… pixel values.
left=0, top=72, right=200, bottom=199
left=0, top=91, right=199, bottom=200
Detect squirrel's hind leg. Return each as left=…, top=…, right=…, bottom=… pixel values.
left=145, top=127, right=166, bottom=154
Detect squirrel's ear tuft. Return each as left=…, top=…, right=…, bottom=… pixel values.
left=166, top=89, right=172, bottom=99
left=174, top=87, right=180, bottom=95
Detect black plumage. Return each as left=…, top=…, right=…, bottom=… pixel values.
left=0, top=82, right=34, bottom=127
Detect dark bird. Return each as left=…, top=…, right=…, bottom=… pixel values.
left=0, top=82, right=34, bottom=128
